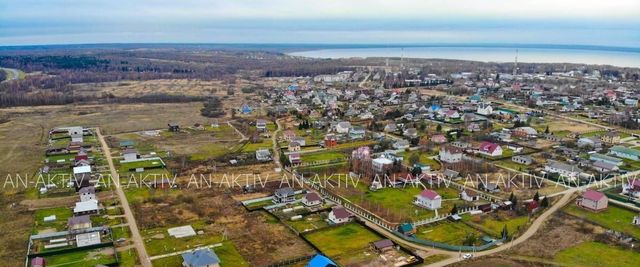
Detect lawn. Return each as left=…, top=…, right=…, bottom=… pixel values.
left=464, top=213, right=529, bottom=237
left=303, top=222, right=381, bottom=258
left=398, top=151, right=441, bottom=170
left=44, top=248, right=117, bottom=267
left=345, top=186, right=464, bottom=220
left=33, top=207, right=73, bottom=233
left=554, top=241, right=640, bottom=267
left=151, top=241, right=248, bottom=267
left=190, top=143, right=236, bottom=161
left=302, top=151, right=346, bottom=162
left=286, top=213, right=330, bottom=233
left=119, top=159, right=166, bottom=172
left=563, top=204, right=640, bottom=239
left=142, top=221, right=224, bottom=256
left=415, top=222, right=486, bottom=245
left=241, top=140, right=272, bottom=152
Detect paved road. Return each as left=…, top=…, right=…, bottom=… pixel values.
left=96, top=128, right=151, bottom=267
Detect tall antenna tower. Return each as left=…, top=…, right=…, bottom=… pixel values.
left=400, top=48, right=404, bottom=69
left=513, top=49, right=519, bottom=76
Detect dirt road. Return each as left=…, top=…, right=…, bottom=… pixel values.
left=428, top=189, right=576, bottom=266
left=96, top=128, right=151, bottom=267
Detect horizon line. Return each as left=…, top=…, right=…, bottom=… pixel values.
left=1, top=42, right=639, bottom=53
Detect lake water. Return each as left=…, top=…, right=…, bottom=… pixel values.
left=289, top=46, right=640, bottom=68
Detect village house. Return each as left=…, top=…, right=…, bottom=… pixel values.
left=256, top=119, right=267, bottom=132
left=392, top=139, right=410, bottom=150
left=577, top=190, right=608, bottom=212
left=398, top=223, right=416, bottom=237
left=302, top=192, right=323, bottom=207
left=122, top=148, right=139, bottom=162
left=323, top=134, right=338, bottom=148
left=73, top=199, right=99, bottom=216
left=590, top=161, right=619, bottom=173
left=289, top=153, right=301, bottom=165
left=512, top=155, right=533, bottom=165
left=477, top=141, right=503, bottom=157
left=349, top=126, right=366, bottom=139
left=31, top=257, right=45, bottom=267
left=384, top=123, right=398, bottom=133
left=633, top=214, right=640, bottom=226
left=513, top=127, right=538, bottom=138
left=292, top=136, right=306, bottom=146
left=622, top=180, right=640, bottom=198
left=477, top=103, right=493, bottom=116
left=415, top=189, right=442, bottom=210
left=68, top=215, right=92, bottom=233
left=328, top=206, right=353, bottom=224
left=288, top=141, right=301, bottom=152
left=544, top=160, right=585, bottom=179
left=372, top=157, right=394, bottom=173
left=600, top=131, right=621, bottom=144
left=439, top=145, right=463, bottom=163
left=79, top=186, right=96, bottom=202
left=460, top=189, right=480, bottom=202
left=371, top=239, right=394, bottom=253
left=577, top=136, right=603, bottom=151
left=273, top=187, right=296, bottom=204
left=334, top=121, right=351, bottom=134
left=481, top=182, right=501, bottom=193
left=403, top=128, right=418, bottom=138
left=282, top=130, right=296, bottom=141
left=182, top=248, right=221, bottom=267
left=307, top=254, right=337, bottom=267
left=431, top=134, right=447, bottom=144
left=255, top=149, right=272, bottom=162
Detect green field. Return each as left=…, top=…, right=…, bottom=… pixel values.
left=44, top=248, right=117, bottom=267
left=555, top=241, right=640, bottom=267
left=33, top=207, right=73, bottom=233
left=415, top=222, right=486, bottom=245
left=286, top=213, right=330, bottom=233
left=563, top=204, right=640, bottom=239
left=302, top=151, right=346, bottom=162
left=303, top=223, right=381, bottom=262
left=151, top=241, right=248, bottom=267
left=241, top=140, right=272, bottom=152
left=346, top=186, right=464, bottom=220
left=142, top=221, right=224, bottom=256
left=398, top=151, right=441, bottom=170
left=464, top=213, right=529, bottom=237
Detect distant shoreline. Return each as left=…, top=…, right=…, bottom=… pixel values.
left=288, top=46, right=640, bottom=68
left=0, top=42, right=639, bottom=54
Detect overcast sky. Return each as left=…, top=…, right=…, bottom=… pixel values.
left=1, top=0, right=639, bottom=47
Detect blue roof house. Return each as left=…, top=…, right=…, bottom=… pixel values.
left=182, top=248, right=220, bottom=267
left=307, top=254, right=338, bottom=267
left=241, top=104, right=253, bottom=114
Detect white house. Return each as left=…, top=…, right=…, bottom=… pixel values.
left=439, top=146, right=463, bottom=163
left=122, top=148, right=139, bottom=162
left=545, top=160, right=584, bottom=179
left=460, top=189, right=479, bottom=202
left=302, top=192, right=322, bottom=207
left=328, top=206, right=352, bottom=224
left=334, top=121, right=351, bottom=134
left=415, top=189, right=442, bottom=210
left=477, top=103, right=493, bottom=116
left=372, top=157, right=393, bottom=173
left=73, top=199, right=99, bottom=215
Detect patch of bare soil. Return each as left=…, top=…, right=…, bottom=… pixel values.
left=507, top=212, right=602, bottom=259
